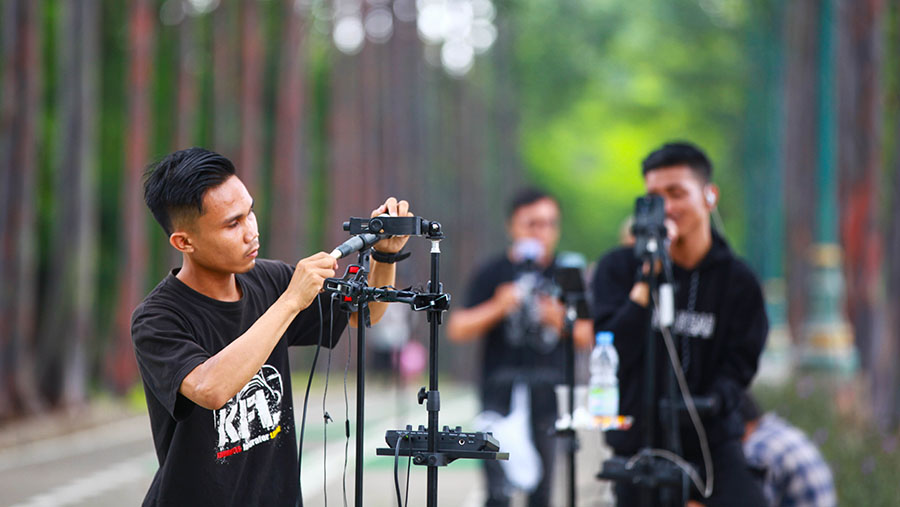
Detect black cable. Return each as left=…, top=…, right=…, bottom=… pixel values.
left=297, top=297, right=325, bottom=507
left=393, top=432, right=406, bottom=506
left=342, top=324, right=352, bottom=507
left=391, top=431, right=414, bottom=507
left=404, top=436, right=412, bottom=507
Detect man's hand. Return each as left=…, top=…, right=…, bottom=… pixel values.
left=538, top=295, right=565, bottom=332
left=371, top=197, right=412, bottom=254
left=493, top=282, right=521, bottom=315
left=631, top=218, right=678, bottom=307
left=285, top=252, right=337, bottom=311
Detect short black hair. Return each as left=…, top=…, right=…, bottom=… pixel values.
left=641, top=141, right=713, bottom=182
left=143, top=147, right=236, bottom=236
left=507, top=187, right=559, bottom=218
left=738, top=391, right=762, bottom=424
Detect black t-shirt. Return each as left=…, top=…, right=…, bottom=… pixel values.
left=131, top=259, right=348, bottom=507
left=590, top=231, right=768, bottom=458
left=464, top=255, right=565, bottom=415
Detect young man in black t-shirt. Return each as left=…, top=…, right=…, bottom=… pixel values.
left=591, top=142, right=768, bottom=506
left=448, top=189, right=593, bottom=507
left=131, top=147, right=412, bottom=506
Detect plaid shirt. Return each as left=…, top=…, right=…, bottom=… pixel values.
left=743, top=413, right=837, bottom=507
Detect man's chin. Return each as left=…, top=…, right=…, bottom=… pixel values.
left=236, top=259, right=257, bottom=273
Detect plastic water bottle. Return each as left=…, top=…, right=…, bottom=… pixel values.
left=589, top=331, right=619, bottom=430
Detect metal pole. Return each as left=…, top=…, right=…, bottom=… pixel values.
left=426, top=239, right=442, bottom=507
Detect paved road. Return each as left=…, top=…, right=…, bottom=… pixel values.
left=0, top=381, right=613, bottom=506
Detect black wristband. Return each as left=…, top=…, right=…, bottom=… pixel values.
left=371, top=249, right=411, bottom=264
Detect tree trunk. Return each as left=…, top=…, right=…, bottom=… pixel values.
left=37, top=0, right=100, bottom=408
left=238, top=0, right=263, bottom=197
left=835, top=0, right=885, bottom=376
left=174, top=13, right=197, bottom=149
left=781, top=0, right=821, bottom=341
left=0, top=0, right=44, bottom=417
left=109, top=0, right=154, bottom=394
left=327, top=50, right=363, bottom=254
left=212, top=1, right=239, bottom=157
left=878, top=0, right=900, bottom=431
left=269, top=0, right=308, bottom=260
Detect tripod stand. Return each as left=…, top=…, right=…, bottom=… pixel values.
left=553, top=261, right=590, bottom=507
left=594, top=194, right=690, bottom=506
left=323, top=216, right=506, bottom=507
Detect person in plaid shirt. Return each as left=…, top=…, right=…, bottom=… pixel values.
left=740, top=392, right=837, bottom=507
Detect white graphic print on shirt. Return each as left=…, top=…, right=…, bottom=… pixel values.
left=214, top=365, right=284, bottom=460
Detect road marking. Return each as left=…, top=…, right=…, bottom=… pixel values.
left=8, top=451, right=156, bottom=507
left=0, top=416, right=150, bottom=473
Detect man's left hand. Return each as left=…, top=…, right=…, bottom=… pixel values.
left=371, top=197, right=412, bottom=254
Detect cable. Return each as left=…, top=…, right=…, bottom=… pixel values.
left=625, top=290, right=714, bottom=499
left=392, top=432, right=413, bottom=507
left=394, top=433, right=405, bottom=506
left=342, top=324, right=352, bottom=507
left=711, top=207, right=726, bottom=236
left=297, top=297, right=325, bottom=507
left=404, top=439, right=412, bottom=507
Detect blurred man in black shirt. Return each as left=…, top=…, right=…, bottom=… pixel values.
left=448, top=188, right=592, bottom=506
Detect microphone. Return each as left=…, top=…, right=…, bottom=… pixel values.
left=329, top=233, right=384, bottom=259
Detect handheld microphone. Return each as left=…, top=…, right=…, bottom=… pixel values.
left=329, top=233, right=384, bottom=259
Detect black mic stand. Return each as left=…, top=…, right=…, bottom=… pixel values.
left=552, top=260, right=590, bottom=507
left=561, top=302, right=578, bottom=507
left=322, top=217, right=506, bottom=507
left=597, top=239, right=686, bottom=507
left=354, top=248, right=371, bottom=507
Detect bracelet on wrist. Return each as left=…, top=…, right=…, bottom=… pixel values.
left=371, top=249, right=411, bottom=264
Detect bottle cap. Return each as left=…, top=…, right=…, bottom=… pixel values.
left=596, top=331, right=613, bottom=346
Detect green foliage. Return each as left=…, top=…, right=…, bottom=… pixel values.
left=510, top=0, right=760, bottom=259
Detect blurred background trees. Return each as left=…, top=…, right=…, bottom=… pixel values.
left=0, top=0, right=898, bottom=445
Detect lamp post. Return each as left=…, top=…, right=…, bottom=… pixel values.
left=801, top=0, right=857, bottom=374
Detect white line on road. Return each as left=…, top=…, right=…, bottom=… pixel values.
left=8, top=451, right=156, bottom=507
left=0, top=416, right=150, bottom=473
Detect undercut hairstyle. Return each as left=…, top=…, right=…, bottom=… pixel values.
left=641, top=141, right=713, bottom=183
left=507, top=187, right=560, bottom=219
left=143, top=147, right=236, bottom=236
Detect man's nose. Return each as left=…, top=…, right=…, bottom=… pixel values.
left=245, top=222, right=258, bottom=242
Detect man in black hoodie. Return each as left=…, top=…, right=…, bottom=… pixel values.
left=591, top=142, right=768, bottom=506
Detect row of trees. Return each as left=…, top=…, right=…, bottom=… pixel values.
left=1, top=0, right=899, bottom=431
left=0, top=0, right=520, bottom=419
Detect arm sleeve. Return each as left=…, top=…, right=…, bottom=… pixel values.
left=590, top=250, right=651, bottom=372
left=707, top=268, right=768, bottom=414
left=132, top=306, right=210, bottom=420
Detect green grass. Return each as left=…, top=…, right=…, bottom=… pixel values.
left=752, top=376, right=900, bottom=507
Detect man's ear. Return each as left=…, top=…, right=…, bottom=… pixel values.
left=704, top=184, right=720, bottom=209
left=169, top=231, right=194, bottom=253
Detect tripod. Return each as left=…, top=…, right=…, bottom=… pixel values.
left=552, top=261, right=589, bottom=507
left=596, top=235, right=689, bottom=506
left=323, top=216, right=506, bottom=507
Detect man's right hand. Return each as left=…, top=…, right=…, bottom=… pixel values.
left=285, top=252, right=338, bottom=311
left=631, top=218, right=678, bottom=308
left=493, top=282, right=521, bottom=315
